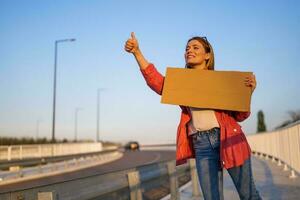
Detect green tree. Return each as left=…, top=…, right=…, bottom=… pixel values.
left=257, top=110, right=267, bottom=133
left=275, top=110, right=300, bottom=130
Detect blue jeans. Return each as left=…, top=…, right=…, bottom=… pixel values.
left=192, top=127, right=262, bottom=200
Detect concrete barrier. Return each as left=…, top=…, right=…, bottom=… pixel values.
left=247, top=123, right=300, bottom=178
left=0, top=143, right=103, bottom=161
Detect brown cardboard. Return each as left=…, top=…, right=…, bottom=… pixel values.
left=161, top=67, right=253, bottom=112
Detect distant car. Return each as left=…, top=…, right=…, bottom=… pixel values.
left=124, top=141, right=140, bottom=151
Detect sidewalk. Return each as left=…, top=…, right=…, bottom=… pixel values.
left=162, top=156, right=300, bottom=200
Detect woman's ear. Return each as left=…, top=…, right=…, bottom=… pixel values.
left=205, top=52, right=211, bottom=60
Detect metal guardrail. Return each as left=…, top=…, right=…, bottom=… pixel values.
left=0, top=157, right=202, bottom=200
left=247, top=123, right=300, bottom=178
left=0, top=151, right=123, bottom=184
left=0, top=148, right=118, bottom=171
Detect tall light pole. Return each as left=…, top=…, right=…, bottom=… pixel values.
left=97, top=88, right=104, bottom=142
left=74, top=107, right=83, bottom=142
left=52, top=38, right=76, bottom=143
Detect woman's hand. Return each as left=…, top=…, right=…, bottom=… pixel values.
left=124, top=32, right=139, bottom=54
left=124, top=32, right=149, bottom=70
left=244, top=74, right=256, bottom=93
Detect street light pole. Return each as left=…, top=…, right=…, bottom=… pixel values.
left=51, top=38, right=76, bottom=143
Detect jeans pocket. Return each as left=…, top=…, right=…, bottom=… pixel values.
left=208, top=130, right=220, bottom=149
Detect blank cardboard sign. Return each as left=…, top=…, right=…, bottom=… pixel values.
left=161, top=67, right=253, bottom=112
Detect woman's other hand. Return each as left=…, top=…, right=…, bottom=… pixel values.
left=125, top=32, right=139, bottom=54
left=244, top=74, right=256, bottom=93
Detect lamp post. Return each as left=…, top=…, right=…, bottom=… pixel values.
left=74, top=107, right=83, bottom=142
left=51, top=38, right=76, bottom=143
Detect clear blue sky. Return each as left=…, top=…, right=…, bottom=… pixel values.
left=0, top=0, right=299, bottom=144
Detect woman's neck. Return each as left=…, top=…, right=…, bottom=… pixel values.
left=191, top=62, right=207, bottom=70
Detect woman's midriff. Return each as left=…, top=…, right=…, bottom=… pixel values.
left=188, top=107, right=220, bottom=135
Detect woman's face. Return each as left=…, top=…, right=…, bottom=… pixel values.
left=185, top=39, right=210, bottom=69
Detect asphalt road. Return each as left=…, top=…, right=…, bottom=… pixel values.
left=0, top=150, right=175, bottom=193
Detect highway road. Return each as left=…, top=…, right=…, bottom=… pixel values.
left=0, top=149, right=175, bottom=193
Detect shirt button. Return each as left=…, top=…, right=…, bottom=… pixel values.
left=233, top=128, right=237, bottom=132
left=222, top=161, right=225, bottom=165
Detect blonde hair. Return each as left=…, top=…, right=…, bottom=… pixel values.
left=186, top=37, right=215, bottom=70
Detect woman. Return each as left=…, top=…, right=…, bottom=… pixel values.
left=124, top=32, right=262, bottom=200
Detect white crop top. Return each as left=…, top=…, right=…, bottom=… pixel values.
left=187, top=107, right=220, bottom=135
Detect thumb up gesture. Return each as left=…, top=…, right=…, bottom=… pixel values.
left=125, top=32, right=139, bottom=54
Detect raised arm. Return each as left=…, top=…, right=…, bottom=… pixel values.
left=125, top=32, right=164, bottom=95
